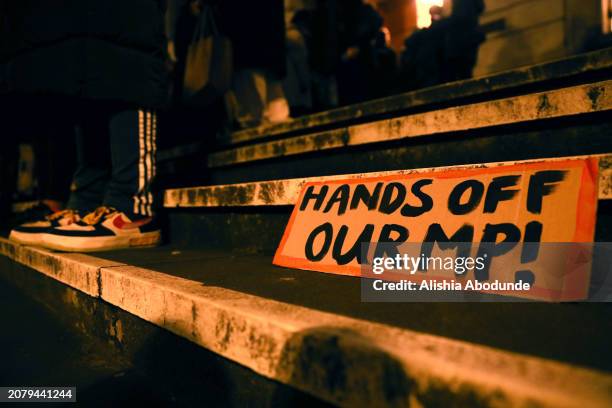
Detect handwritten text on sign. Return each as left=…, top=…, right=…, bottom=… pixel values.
left=273, top=159, right=599, bottom=300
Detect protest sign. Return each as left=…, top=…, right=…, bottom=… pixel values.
left=273, top=158, right=599, bottom=300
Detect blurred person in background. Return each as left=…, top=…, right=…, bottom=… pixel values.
left=174, top=0, right=289, bottom=128
left=167, top=0, right=288, bottom=129
left=399, top=5, right=447, bottom=91
left=283, top=9, right=314, bottom=118
left=442, top=0, right=485, bottom=82
left=368, top=27, right=398, bottom=99
left=335, top=0, right=384, bottom=105
left=399, top=0, right=484, bottom=91
left=288, top=3, right=340, bottom=112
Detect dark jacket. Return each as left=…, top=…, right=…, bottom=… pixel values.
left=452, top=0, right=485, bottom=22
left=217, top=0, right=286, bottom=79
left=1, top=0, right=168, bottom=108
left=167, top=0, right=286, bottom=80
left=446, top=0, right=486, bottom=59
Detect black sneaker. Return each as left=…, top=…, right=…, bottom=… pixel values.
left=6, top=201, right=54, bottom=230
left=9, top=209, right=81, bottom=246
left=42, top=207, right=161, bottom=252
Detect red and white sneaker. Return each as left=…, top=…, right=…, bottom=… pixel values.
left=9, top=209, right=81, bottom=246
left=42, top=207, right=161, bottom=252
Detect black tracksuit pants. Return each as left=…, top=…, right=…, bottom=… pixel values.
left=66, top=104, right=158, bottom=217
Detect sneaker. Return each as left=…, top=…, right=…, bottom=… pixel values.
left=5, top=201, right=57, bottom=231
left=42, top=206, right=161, bottom=252
left=11, top=201, right=54, bottom=225
left=9, top=209, right=81, bottom=246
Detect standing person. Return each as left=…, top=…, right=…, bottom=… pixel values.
left=442, top=0, right=485, bottom=81
left=369, top=28, right=397, bottom=99
left=399, top=6, right=447, bottom=91
left=166, top=0, right=202, bottom=105
left=284, top=3, right=340, bottom=112
left=5, top=0, right=168, bottom=252
left=284, top=10, right=313, bottom=117
left=210, top=0, right=289, bottom=128
left=335, top=0, right=383, bottom=105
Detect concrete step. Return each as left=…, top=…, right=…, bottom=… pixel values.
left=166, top=154, right=612, bottom=208
left=225, top=48, right=612, bottom=146
left=208, top=83, right=611, bottom=185
left=0, top=277, right=129, bottom=392
left=1, top=238, right=611, bottom=407
left=0, top=244, right=329, bottom=407
left=161, top=154, right=612, bottom=252
left=210, top=81, right=612, bottom=169
left=157, top=49, right=612, bottom=186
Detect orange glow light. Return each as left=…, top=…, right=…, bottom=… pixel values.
left=416, top=0, right=444, bottom=28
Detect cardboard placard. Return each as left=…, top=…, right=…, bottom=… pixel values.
left=273, top=158, right=599, bottom=300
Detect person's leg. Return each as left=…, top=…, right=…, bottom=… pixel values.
left=65, top=107, right=111, bottom=213
left=40, top=106, right=160, bottom=252
left=8, top=104, right=104, bottom=246
left=104, top=108, right=158, bottom=218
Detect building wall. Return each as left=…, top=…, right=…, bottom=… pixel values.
left=475, top=0, right=602, bottom=76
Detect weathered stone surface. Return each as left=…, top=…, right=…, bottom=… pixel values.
left=1, top=241, right=612, bottom=406
left=0, top=259, right=328, bottom=407
left=227, top=48, right=612, bottom=145
left=209, top=81, right=612, bottom=168
left=166, top=154, right=612, bottom=207
left=0, top=238, right=123, bottom=297
left=98, top=264, right=612, bottom=408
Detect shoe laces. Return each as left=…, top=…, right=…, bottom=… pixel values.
left=46, top=209, right=80, bottom=223
left=82, top=206, right=118, bottom=225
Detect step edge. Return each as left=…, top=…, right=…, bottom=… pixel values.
left=0, top=238, right=611, bottom=407
left=208, top=80, right=612, bottom=168
left=226, top=48, right=612, bottom=146
left=164, top=153, right=612, bottom=208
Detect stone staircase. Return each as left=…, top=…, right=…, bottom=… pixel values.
left=1, top=48, right=612, bottom=407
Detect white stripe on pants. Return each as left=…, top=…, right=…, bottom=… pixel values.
left=134, top=109, right=156, bottom=216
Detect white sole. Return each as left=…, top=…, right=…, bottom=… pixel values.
left=8, top=230, right=47, bottom=247
left=42, top=231, right=161, bottom=252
